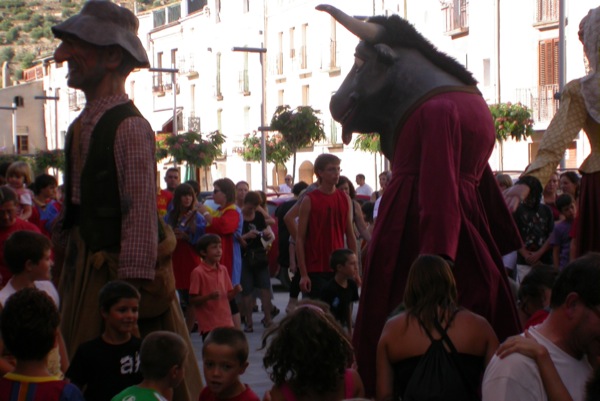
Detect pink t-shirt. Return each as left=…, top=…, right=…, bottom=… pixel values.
left=189, top=260, right=234, bottom=333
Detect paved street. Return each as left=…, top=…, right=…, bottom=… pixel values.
left=190, top=280, right=290, bottom=398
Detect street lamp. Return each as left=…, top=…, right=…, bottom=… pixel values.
left=149, top=67, right=179, bottom=135
left=232, top=46, right=267, bottom=192
left=35, top=92, right=60, bottom=150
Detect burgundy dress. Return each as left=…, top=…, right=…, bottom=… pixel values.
left=353, top=89, right=522, bottom=394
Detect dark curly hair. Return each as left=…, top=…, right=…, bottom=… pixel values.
left=1, top=287, right=60, bottom=361
left=262, top=301, right=354, bottom=396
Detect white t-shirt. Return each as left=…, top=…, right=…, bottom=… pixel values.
left=373, top=195, right=383, bottom=219
left=482, top=326, right=592, bottom=401
left=356, top=184, right=373, bottom=196
left=0, top=280, right=60, bottom=307
left=278, top=183, right=292, bottom=193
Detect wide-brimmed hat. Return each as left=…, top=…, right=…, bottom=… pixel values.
left=52, top=0, right=150, bottom=68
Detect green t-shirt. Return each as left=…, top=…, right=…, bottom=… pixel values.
left=111, top=385, right=168, bottom=401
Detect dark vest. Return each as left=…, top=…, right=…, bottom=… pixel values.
left=63, top=102, right=144, bottom=252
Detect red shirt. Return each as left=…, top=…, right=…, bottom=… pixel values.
left=199, top=385, right=260, bottom=401
left=205, top=205, right=239, bottom=278
left=157, top=189, right=173, bottom=218
left=305, top=189, right=349, bottom=274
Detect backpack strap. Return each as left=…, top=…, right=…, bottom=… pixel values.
left=433, top=309, right=478, bottom=401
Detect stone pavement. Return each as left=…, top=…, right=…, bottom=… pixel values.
left=190, top=281, right=291, bottom=399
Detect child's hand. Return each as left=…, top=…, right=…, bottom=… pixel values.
left=262, top=230, right=272, bottom=240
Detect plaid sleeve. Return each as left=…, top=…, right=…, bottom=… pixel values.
left=114, top=116, right=158, bottom=280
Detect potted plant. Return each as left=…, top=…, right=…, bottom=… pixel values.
left=489, top=102, right=534, bottom=142
left=34, top=149, right=65, bottom=173
left=163, top=130, right=226, bottom=167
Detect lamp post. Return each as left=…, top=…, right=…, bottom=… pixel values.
left=35, top=92, right=60, bottom=150
left=149, top=67, right=179, bottom=135
left=232, top=46, right=267, bottom=192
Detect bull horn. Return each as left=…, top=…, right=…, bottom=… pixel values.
left=316, top=4, right=385, bottom=43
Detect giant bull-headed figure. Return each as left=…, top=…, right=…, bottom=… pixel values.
left=317, top=4, right=522, bottom=395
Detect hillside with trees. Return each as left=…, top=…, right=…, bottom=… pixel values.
left=0, top=0, right=175, bottom=84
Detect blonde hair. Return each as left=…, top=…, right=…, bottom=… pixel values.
left=6, top=161, right=33, bottom=186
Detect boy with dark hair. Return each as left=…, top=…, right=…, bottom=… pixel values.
left=296, top=154, right=357, bottom=298
left=112, top=331, right=188, bottom=401
left=190, top=234, right=242, bottom=340
left=66, top=281, right=143, bottom=401
left=0, top=230, right=68, bottom=376
left=550, top=193, right=577, bottom=270
left=200, top=327, right=259, bottom=401
left=0, top=288, right=84, bottom=400
left=320, top=248, right=360, bottom=335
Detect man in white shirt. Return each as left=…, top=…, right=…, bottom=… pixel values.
left=271, top=175, right=293, bottom=193
left=482, top=253, right=600, bottom=401
left=355, top=174, right=373, bottom=196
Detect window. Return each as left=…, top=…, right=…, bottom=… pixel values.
left=536, top=0, right=558, bottom=24
left=240, top=52, right=250, bottom=95
left=215, top=0, right=221, bottom=23
left=277, top=32, right=283, bottom=75
left=216, top=52, right=222, bottom=99
left=278, top=89, right=284, bottom=106
left=289, top=27, right=295, bottom=59
left=300, top=24, right=308, bottom=69
left=171, top=48, right=177, bottom=69
left=16, top=135, right=28, bottom=154
left=330, top=18, right=337, bottom=68
left=156, top=52, right=163, bottom=90
left=217, top=109, right=223, bottom=133
left=539, top=38, right=559, bottom=86
left=302, top=85, right=309, bottom=106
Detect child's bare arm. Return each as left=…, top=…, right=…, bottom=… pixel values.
left=190, top=292, right=219, bottom=306
left=57, top=330, right=69, bottom=373
left=20, top=204, right=32, bottom=221
left=227, top=284, right=242, bottom=300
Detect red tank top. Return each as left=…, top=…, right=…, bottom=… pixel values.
left=305, top=189, right=349, bottom=274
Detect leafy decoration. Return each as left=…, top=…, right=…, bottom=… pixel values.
left=34, top=149, right=64, bottom=172
left=353, top=133, right=381, bottom=154
left=489, top=102, right=534, bottom=142
left=160, top=131, right=226, bottom=167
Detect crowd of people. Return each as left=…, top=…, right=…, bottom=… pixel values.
left=2, top=2, right=600, bottom=401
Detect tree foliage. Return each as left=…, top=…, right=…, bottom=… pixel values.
left=240, top=131, right=292, bottom=170
left=353, top=133, right=381, bottom=154
left=156, top=130, right=226, bottom=168
left=489, top=102, right=534, bottom=142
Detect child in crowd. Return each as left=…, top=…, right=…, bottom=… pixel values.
left=0, top=288, right=84, bottom=400
left=165, top=183, right=206, bottom=332
left=550, top=193, right=577, bottom=270
left=0, top=231, right=67, bottom=376
left=112, top=331, right=188, bottom=401
left=190, top=234, right=242, bottom=340
left=262, top=301, right=364, bottom=401
left=516, top=265, right=558, bottom=329
left=31, top=173, right=62, bottom=238
left=200, top=327, right=260, bottom=401
left=320, top=249, right=359, bottom=336
left=5, top=161, right=33, bottom=221
left=66, top=281, right=143, bottom=401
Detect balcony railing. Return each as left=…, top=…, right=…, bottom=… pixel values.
left=515, top=84, right=559, bottom=123
left=442, top=0, right=469, bottom=35
left=68, top=90, right=85, bottom=111
left=178, top=54, right=198, bottom=77
left=187, top=117, right=201, bottom=132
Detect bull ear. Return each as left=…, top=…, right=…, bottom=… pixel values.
left=316, top=4, right=385, bottom=43
left=374, top=44, right=398, bottom=65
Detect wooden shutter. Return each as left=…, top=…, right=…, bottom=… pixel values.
left=538, top=38, right=559, bottom=86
